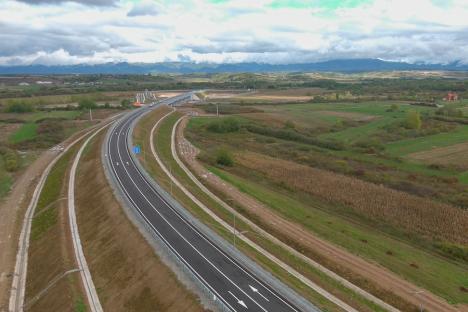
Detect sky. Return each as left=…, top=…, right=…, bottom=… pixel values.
left=1, top=0, right=468, bottom=66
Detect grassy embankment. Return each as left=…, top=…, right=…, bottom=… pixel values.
left=133, top=107, right=398, bottom=312
left=25, top=143, right=85, bottom=312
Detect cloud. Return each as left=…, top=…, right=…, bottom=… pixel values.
left=127, top=0, right=160, bottom=17
left=1, top=0, right=468, bottom=65
left=16, top=0, right=118, bottom=6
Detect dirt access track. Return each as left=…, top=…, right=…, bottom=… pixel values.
left=176, top=115, right=468, bottom=312
left=0, top=149, right=57, bottom=311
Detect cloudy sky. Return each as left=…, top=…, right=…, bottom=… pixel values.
left=1, top=0, right=468, bottom=66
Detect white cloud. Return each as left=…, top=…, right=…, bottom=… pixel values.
left=0, top=0, right=467, bottom=65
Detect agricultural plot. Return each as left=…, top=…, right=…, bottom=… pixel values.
left=408, top=142, right=468, bottom=168
left=319, top=102, right=433, bottom=142
left=385, top=125, right=468, bottom=157
left=250, top=102, right=379, bottom=131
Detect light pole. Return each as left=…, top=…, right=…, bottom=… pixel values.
left=410, top=290, right=424, bottom=312
left=226, top=198, right=236, bottom=247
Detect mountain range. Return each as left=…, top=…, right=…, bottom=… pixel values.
left=1, top=59, right=468, bottom=75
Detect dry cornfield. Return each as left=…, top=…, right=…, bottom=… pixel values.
left=237, top=152, right=468, bottom=245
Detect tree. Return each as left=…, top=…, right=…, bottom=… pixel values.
left=78, top=98, right=97, bottom=110
left=389, top=104, right=400, bottom=112
left=405, top=111, right=422, bottom=129
left=5, top=100, right=34, bottom=113
left=215, top=149, right=234, bottom=166
left=284, top=120, right=296, bottom=130
left=120, top=99, right=132, bottom=108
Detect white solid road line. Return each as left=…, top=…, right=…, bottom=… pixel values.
left=114, top=115, right=270, bottom=311
left=249, top=285, right=270, bottom=302
left=229, top=291, right=248, bottom=309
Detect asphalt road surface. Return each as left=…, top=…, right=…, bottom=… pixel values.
left=106, top=95, right=307, bottom=312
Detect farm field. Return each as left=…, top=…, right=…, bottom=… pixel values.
left=408, top=142, right=468, bottom=168
left=184, top=95, right=468, bottom=307
left=0, top=95, right=124, bottom=201
left=385, top=125, right=468, bottom=156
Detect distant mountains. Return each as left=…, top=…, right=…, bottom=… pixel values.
left=1, top=59, right=468, bottom=74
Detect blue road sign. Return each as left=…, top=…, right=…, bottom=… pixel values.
left=133, top=145, right=141, bottom=154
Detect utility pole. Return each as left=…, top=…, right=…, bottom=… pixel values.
left=89, top=108, right=93, bottom=121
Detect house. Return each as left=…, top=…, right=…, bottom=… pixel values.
left=444, top=92, right=459, bottom=101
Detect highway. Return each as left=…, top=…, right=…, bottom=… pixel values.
left=105, top=94, right=308, bottom=312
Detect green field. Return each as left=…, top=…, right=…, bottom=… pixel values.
left=9, top=123, right=38, bottom=144
left=385, top=125, right=468, bottom=156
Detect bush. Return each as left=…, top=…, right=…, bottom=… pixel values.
left=120, top=99, right=132, bottom=108
left=387, top=104, right=400, bottom=112
left=284, top=120, right=296, bottom=130
left=405, top=110, right=422, bottom=129
left=215, top=149, right=234, bottom=166
left=246, top=124, right=346, bottom=150
left=78, top=98, right=97, bottom=110
left=4, top=100, right=34, bottom=113
left=0, top=148, right=19, bottom=172
left=207, top=117, right=241, bottom=133
left=436, top=106, right=464, bottom=117
left=434, top=242, right=468, bottom=262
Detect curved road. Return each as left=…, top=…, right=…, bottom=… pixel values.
left=105, top=94, right=311, bottom=312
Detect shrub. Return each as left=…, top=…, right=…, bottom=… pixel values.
left=436, top=106, right=464, bottom=117
left=1, top=148, right=19, bottom=172
left=434, top=242, right=468, bottom=262
left=78, top=98, right=97, bottom=110
left=207, top=117, right=240, bottom=133
left=387, top=104, right=400, bottom=112
left=245, top=124, right=345, bottom=150
left=120, top=99, right=132, bottom=108
left=4, top=100, right=34, bottom=113
left=284, top=120, right=296, bottom=130
left=215, top=149, right=234, bottom=166
left=405, top=110, right=422, bottom=129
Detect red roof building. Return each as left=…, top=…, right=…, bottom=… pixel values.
left=444, top=92, right=458, bottom=101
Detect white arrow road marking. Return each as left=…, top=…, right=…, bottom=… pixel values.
left=229, top=291, right=248, bottom=309
left=249, top=285, right=270, bottom=302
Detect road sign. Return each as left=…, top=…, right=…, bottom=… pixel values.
left=133, top=145, right=141, bottom=154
